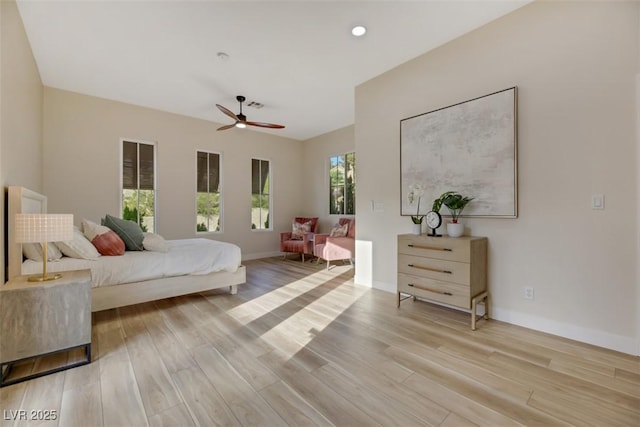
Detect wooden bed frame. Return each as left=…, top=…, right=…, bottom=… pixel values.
left=6, top=186, right=246, bottom=312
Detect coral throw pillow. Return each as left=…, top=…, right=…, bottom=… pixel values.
left=82, top=219, right=125, bottom=256
left=291, top=221, right=311, bottom=240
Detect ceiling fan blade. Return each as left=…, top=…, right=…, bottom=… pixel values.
left=246, top=121, right=285, bottom=129
left=217, top=123, right=237, bottom=131
left=216, top=97, right=285, bottom=131
left=216, top=104, right=239, bottom=121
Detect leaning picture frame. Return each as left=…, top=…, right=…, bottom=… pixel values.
left=400, top=87, right=518, bottom=218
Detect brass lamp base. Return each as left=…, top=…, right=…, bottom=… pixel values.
left=29, top=250, right=63, bottom=282
left=28, top=273, right=63, bottom=282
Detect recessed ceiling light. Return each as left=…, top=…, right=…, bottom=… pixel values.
left=351, top=25, right=367, bottom=37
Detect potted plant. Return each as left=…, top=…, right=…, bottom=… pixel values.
left=440, top=191, right=474, bottom=237
left=432, top=191, right=455, bottom=213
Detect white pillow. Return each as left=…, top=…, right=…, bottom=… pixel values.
left=22, top=242, right=63, bottom=262
left=143, top=232, right=168, bottom=252
left=56, top=227, right=101, bottom=260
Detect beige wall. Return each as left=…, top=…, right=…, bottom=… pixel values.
left=43, top=88, right=304, bottom=259
left=302, top=125, right=355, bottom=233
left=1, top=0, right=44, bottom=283
left=1, top=0, right=43, bottom=191
left=355, top=1, right=639, bottom=354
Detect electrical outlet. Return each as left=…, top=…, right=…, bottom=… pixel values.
left=524, top=287, right=534, bottom=300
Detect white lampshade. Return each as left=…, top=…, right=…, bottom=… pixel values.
left=15, top=213, right=74, bottom=243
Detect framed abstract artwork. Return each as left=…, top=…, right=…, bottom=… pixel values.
left=400, top=87, right=518, bottom=218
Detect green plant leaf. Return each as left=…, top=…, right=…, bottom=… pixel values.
left=437, top=191, right=474, bottom=221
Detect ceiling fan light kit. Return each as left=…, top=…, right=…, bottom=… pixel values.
left=216, top=95, right=285, bottom=131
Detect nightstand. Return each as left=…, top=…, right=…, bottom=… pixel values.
left=0, top=269, right=92, bottom=387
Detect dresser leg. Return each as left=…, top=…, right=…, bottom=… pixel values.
left=471, top=298, right=478, bottom=330
left=471, top=291, right=489, bottom=330
left=484, top=293, right=491, bottom=319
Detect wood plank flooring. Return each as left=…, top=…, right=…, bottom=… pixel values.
left=1, top=257, right=639, bottom=426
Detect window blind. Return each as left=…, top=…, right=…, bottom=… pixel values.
left=123, top=141, right=154, bottom=190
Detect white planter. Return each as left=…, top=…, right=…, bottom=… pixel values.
left=446, top=222, right=465, bottom=237
left=412, top=223, right=422, bottom=235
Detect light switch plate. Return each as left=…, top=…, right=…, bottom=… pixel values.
left=591, top=194, right=604, bottom=210
left=371, top=200, right=385, bottom=212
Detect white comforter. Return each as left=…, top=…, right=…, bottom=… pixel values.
left=22, top=238, right=241, bottom=288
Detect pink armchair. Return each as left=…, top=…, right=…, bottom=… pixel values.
left=280, top=217, right=319, bottom=262
left=314, top=218, right=355, bottom=269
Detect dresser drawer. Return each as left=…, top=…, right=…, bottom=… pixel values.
left=398, top=254, right=470, bottom=285
left=398, top=235, right=471, bottom=263
left=398, top=273, right=470, bottom=308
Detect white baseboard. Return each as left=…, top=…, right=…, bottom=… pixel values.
left=491, top=307, right=638, bottom=356
left=370, top=280, right=396, bottom=293
left=242, top=251, right=284, bottom=261
left=368, top=281, right=638, bottom=356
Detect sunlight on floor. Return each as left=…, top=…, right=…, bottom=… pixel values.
left=228, top=264, right=366, bottom=359
left=228, top=267, right=343, bottom=325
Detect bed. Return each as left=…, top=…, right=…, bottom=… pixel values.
left=6, top=186, right=246, bottom=312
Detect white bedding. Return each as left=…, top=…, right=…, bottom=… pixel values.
left=22, top=238, right=241, bottom=288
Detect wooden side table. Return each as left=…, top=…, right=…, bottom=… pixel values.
left=0, top=269, right=92, bottom=387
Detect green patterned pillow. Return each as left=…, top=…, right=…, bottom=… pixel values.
left=103, top=214, right=144, bottom=251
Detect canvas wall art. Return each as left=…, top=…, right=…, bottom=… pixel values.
left=400, top=87, right=518, bottom=218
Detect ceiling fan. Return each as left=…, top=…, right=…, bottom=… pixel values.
left=216, top=95, right=285, bottom=131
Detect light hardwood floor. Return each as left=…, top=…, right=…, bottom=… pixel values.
left=2, top=257, right=639, bottom=426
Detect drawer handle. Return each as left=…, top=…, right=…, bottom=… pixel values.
left=408, top=244, right=452, bottom=252
left=408, top=264, right=452, bottom=274
left=408, top=283, right=453, bottom=296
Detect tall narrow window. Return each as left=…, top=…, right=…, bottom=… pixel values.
left=122, top=140, right=156, bottom=232
left=329, top=152, right=355, bottom=215
left=251, top=158, right=271, bottom=230
left=196, top=151, right=221, bottom=232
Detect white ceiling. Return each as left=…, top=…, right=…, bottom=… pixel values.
left=17, top=0, right=530, bottom=141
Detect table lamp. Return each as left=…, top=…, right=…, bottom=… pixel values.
left=15, top=213, right=74, bottom=282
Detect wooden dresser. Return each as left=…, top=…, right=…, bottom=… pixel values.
left=397, top=234, right=489, bottom=330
